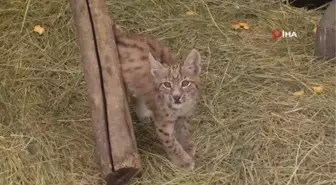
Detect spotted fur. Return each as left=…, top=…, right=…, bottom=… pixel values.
left=113, top=25, right=201, bottom=169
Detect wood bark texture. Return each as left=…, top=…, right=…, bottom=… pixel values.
left=315, top=0, right=336, bottom=62
left=69, top=0, right=142, bottom=184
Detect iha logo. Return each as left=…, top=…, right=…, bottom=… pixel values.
left=272, top=29, right=298, bottom=39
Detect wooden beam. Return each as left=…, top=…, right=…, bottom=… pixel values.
left=315, top=0, right=336, bottom=62
left=69, top=0, right=142, bottom=184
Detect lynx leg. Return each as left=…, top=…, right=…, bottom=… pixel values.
left=133, top=97, right=154, bottom=124
left=175, top=117, right=196, bottom=158
left=154, top=116, right=195, bottom=170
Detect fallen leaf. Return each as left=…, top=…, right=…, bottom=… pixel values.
left=231, top=23, right=240, bottom=30
left=239, top=23, right=249, bottom=30
left=186, top=10, right=195, bottom=16
left=293, top=90, right=304, bottom=97
left=312, top=86, right=323, bottom=94
left=33, top=25, right=45, bottom=35
left=313, top=24, right=317, bottom=33
left=232, top=22, right=249, bottom=30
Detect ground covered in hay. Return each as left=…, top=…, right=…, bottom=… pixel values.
left=0, top=0, right=335, bottom=184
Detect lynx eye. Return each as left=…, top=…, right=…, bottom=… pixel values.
left=163, top=82, right=172, bottom=88
left=181, top=80, right=190, bottom=87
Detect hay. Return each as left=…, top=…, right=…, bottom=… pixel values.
left=0, top=0, right=335, bottom=184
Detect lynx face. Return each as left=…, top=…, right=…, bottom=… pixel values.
left=149, top=49, right=201, bottom=110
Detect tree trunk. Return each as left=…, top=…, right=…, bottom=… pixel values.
left=69, top=0, right=142, bottom=184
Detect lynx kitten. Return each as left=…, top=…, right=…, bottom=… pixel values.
left=113, top=25, right=201, bottom=169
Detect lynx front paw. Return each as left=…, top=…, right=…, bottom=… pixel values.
left=170, top=153, right=195, bottom=170
left=139, top=114, right=154, bottom=124
left=181, top=157, right=195, bottom=170
left=137, top=110, right=154, bottom=124
left=134, top=104, right=154, bottom=124
left=185, top=143, right=196, bottom=159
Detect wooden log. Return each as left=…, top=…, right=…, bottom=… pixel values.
left=315, top=0, right=336, bottom=62
left=69, top=0, right=112, bottom=178
left=69, top=0, right=142, bottom=184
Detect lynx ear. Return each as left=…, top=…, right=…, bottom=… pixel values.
left=149, top=52, right=165, bottom=77
left=182, top=49, right=201, bottom=76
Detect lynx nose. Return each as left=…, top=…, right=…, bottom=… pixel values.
left=173, top=95, right=181, bottom=101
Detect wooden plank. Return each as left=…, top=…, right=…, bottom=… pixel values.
left=69, top=0, right=142, bottom=184
left=315, top=0, right=336, bottom=62
left=69, top=0, right=113, bottom=177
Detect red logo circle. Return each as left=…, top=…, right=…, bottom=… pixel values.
left=272, top=29, right=282, bottom=39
